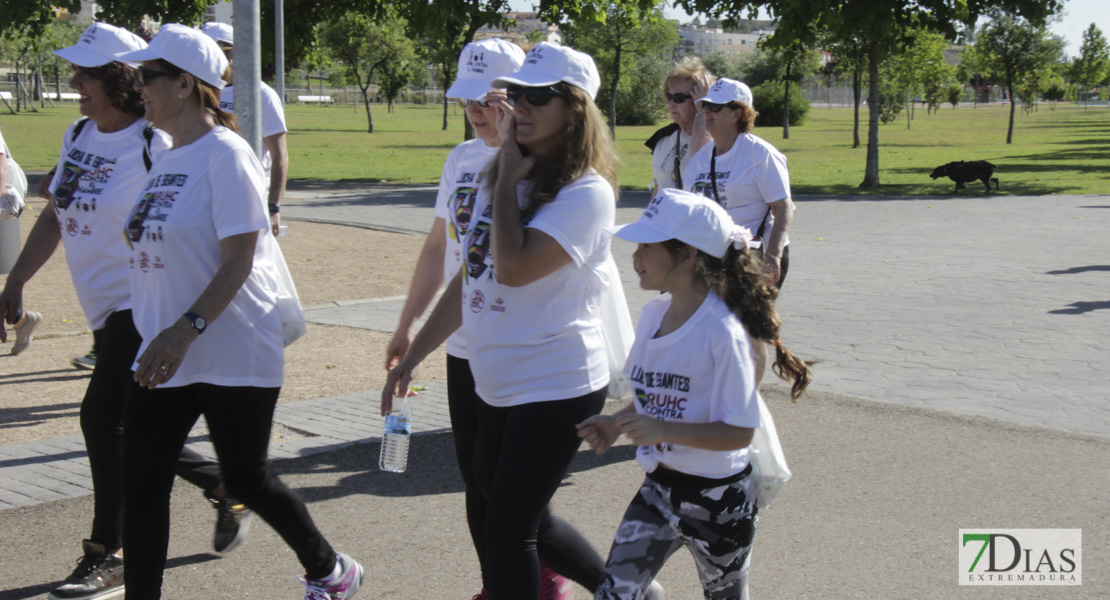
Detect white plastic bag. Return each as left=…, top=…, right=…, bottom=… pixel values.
left=0, top=153, right=27, bottom=220
left=749, top=393, right=791, bottom=509
left=268, top=236, right=307, bottom=347
left=597, top=255, right=635, bottom=399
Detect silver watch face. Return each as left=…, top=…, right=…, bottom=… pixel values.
left=194, top=316, right=206, bottom=331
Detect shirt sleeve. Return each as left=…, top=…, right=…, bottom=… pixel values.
left=434, top=143, right=465, bottom=219
left=209, top=141, right=269, bottom=240
left=526, top=175, right=615, bottom=267
left=260, top=85, right=288, bottom=137
left=710, top=322, right=761, bottom=429
left=752, top=141, right=791, bottom=204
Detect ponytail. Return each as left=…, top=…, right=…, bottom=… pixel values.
left=668, top=241, right=813, bottom=400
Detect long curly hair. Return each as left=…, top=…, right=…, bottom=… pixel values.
left=75, top=62, right=144, bottom=118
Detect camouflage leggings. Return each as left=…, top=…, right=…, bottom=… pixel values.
left=596, top=468, right=758, bottom=600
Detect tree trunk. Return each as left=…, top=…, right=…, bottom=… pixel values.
left=782, top=58, right=792, bottom=139
left=442, top=70, right=451, bottom=131
left=608, top=46, right=622, bottom=139
left=905, top=91, right=911, bottom=130
left=860, top=41, right=881, bottom=188
left=852, top=68, right=861, bottom=148
left=359, top=79, right=375, bottom=133
left=1005, top=80, right=1015, bottom=144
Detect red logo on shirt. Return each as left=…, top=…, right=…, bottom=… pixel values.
left=469, top=290, right=485, bottom=313
left=66, top=218, right=79, bottom=236
left=138, top=251, right=150, bottom=273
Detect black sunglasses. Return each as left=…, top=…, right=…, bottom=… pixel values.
left=455, top=98, right=490, bottom=108
left=702, top=102, right=736, bottom=113
left=666, top=92, right=693, bottom=104
left=137, top=66, right=176, bottom=86
left=506, top=85, right=567, bottom=107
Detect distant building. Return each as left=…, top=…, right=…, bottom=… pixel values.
left=53, top=0, right=99, bottom=23
left=207, top=1, right=233, bottom=24
left=677, top=25, right=767, bottom=56
left=476, top=12, right=561, bottom=46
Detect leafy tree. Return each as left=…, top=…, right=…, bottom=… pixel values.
left=319, top=11, right=416, bottom=133
left=888, top=28, right=953, bottom=126
left=563, top=0, right=678, bottom=135
left=701, top=52, right=742, bottom=80
left=93, top=0, right=218, bottom=30
left=945, top=81, right=965, bottom=108
left=0, top=0, right=79, bottom=38
left=751, top=80, right=809, bottom=127
left=965, top=9, right=1064, bottom=143
left=822, top=31, right=869, bottom=147
left=1068, top=23, right=1110, bottom=107
left=675, top=0, right=1063, bottom=188
left=1040, top=72, right=1068, bottom=109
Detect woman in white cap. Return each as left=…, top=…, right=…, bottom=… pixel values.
left=385, top=37, right=572, bottom=600
left=644, top=56, right=715, bottom=195
left=117, top=24, right=363, bottom=600
left=578, top=188, right=811, bottom=600
left=383, top=41, right=616, bottom=599
left=0, top=22, right=243, bottom=600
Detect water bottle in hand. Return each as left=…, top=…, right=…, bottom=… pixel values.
left=379, top=397, right=412, bottom=473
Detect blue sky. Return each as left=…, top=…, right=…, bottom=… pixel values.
left=510, top=0, right=1108, bottom=58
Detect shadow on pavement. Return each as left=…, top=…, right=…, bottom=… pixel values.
left=0, top=402, right=81, bottom=432
left=1046, top=265, right=1110, bottom=275
left=1048, top=300, right=1110, bottom=315
left=276, top=431, right=636, bottom=502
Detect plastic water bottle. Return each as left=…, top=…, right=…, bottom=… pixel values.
left=379, top=397, right=412, bottom=473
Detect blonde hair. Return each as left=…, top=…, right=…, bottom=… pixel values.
left=663, top=56, right=717, bottom=96
left=488, top=83, right=619, bottom=214
left=154, top=58, right=236, bottom=131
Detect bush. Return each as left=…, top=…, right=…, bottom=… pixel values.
left=751, top=81, right=810, bottom=128
left=600, top=54, right=668, bottom=127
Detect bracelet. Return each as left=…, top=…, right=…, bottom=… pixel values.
left=268, top=203, right=280, bottom=215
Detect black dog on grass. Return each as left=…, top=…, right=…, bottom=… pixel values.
left=929, top=161, right=999, bottom=192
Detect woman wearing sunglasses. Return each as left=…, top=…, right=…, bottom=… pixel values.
left=118, top=25, right=362, bottom=600
left=385, top=37, right=581, bottom=599
left=384, top=42, right=617, bottom=599
left=645, top=57, right=715, bottom=196
left=683, top=77, right=795, bottom=386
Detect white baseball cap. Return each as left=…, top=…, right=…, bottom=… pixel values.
left=447, top=38, right=526, bottom=100
left=118, top=24, right=228, bottom=90
left=53, top=23, right=147, bottom=69
left=607, top=188, right=759, bottom=259
left=699, top=78, right=754, bottom=109
left=201, top=22, right=234, bottom=46
left=491, top=42, right=600, bottom=100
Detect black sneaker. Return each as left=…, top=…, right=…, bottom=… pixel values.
left=48, top=539, right=124, bottom=600
left=211, top=496, right=252, bottom=554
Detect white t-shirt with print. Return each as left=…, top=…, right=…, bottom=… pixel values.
left=125, top=127, right=283, bottom=388
left=219, top=83, right=287, bottom=178
left=460, top=173, right=614, bottom=406
left=683, top=133, right=791, bottom=244
left=651, top=127, right=691, bottom=192
left=48, top=118, right=171, bottom=330
left=432, top=138, right=499, bottom=359
left=625, top=291, right=761, bottom=479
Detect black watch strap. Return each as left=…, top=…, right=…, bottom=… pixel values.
left=268, top=203, right=280, bottom=215
left=184, top=311, right=207, bottom=335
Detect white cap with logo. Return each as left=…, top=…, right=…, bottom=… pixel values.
left=699, top=78, right=754, bottom=109
left=118, top=24, right=229, bottom=90
left=491, top=42, right=600, bottom=100
left=446, top=38, right=526, bottom=101
left=201, top=22, right=235, bottom=46
left=607, top=188, right=759, bottom=259
left=53, top=22, right=147, bottom=69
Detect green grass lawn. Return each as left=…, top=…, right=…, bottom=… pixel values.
left=2, top=101, right=1107, bottom=195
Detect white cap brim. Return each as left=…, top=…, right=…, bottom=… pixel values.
left=491, top=73, right=563, bottom=89
left=119, top=47, right=227, bottom=90
left=54, top=46, right=137, bottom=69
left=605, top=222, right=669, bottom=244
left=700, top=90, right=739, bottom=106
left=446, top=78, right=492, bottom=100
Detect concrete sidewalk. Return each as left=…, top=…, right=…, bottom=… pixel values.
left=2, top=182, right=1108, bottom=599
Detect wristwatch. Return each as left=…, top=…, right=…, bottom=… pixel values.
left=184, top=311, right=207, bottom=335
left=268, top=203, right=280, bottom=215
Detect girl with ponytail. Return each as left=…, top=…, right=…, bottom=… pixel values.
left=577, top=188, right=810, bottom=599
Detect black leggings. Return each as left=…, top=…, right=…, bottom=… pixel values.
left=123, top=383, right=336, bottom=599
left=468, top=386, right=608, bottom=600
left=80, top=310, right=221, bottom=551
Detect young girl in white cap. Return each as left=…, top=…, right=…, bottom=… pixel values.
left=577, top=188, right=811, bottom=600
left=384, top=37, right=572, bottom=599
left=384, top=41, right=616, bottom=599
left=118, top=24, right=362, bottom=600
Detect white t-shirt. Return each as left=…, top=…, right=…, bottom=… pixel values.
left=219, top=83, right=287, bottom=178
left=651, top=127, right=691, bottom=192
left=684, top=133, right=791, bottom=244
left=460, top=173, right=614, bottom=406
left=48, top=118, right=171, bottom=330
left=626, top=291, right=761, bottom=479
left=125, top=127, right=283, bottom=388
left=432, top=138, right=499, bottom=359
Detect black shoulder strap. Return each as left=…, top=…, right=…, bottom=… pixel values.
left=141, top=124, right=155, bottom=172
left=70, top=117, right=90, bottom=142
left=709, top=149, right=721, bottom=205
left=644, top=122, right=680, bottom=152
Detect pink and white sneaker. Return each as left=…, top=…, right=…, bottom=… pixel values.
left=539, top=564, right=573, bottom=600
left=299, top=552, right=364, bottom=600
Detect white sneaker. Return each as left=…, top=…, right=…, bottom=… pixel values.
left=11, top=310, right=42, bottom=355
left=646, top=580, right=665, bottom=600
left=299, top=552, right=364, bottom=600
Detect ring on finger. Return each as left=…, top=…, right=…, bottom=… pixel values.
left=159, top=365, right=169, bottom=372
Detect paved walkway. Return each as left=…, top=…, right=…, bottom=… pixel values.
left=2, top=182, right=1109, bottom=512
